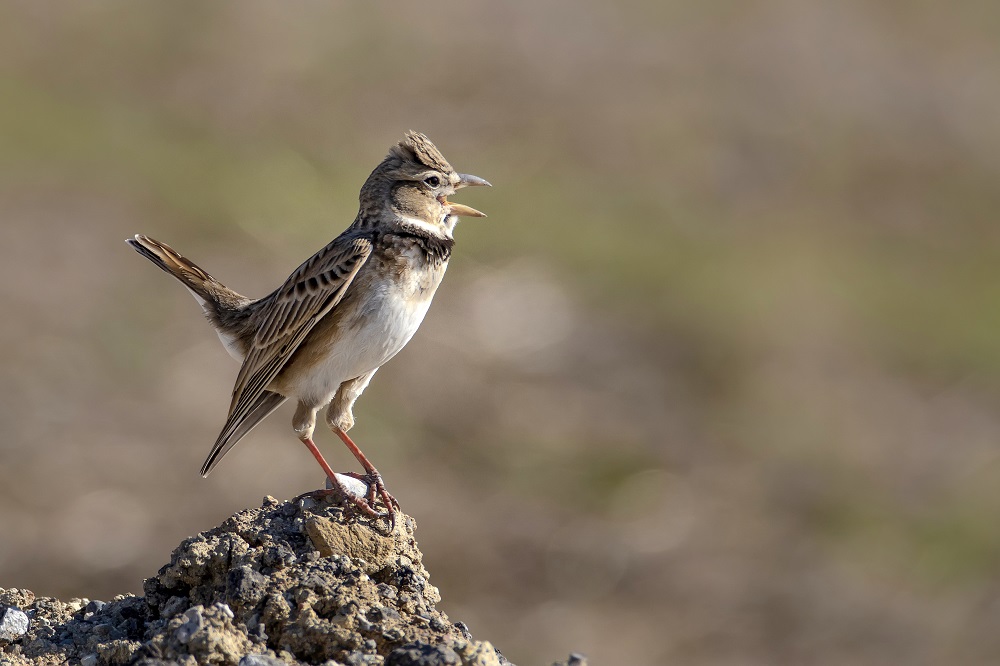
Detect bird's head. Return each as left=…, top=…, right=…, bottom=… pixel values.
left=360, top=131, right=490, bottom=238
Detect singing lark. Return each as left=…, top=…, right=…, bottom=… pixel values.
left=127, top=132, right=490, bottom=522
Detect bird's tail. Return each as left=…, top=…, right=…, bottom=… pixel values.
left=127, top=234, right=253, bottom=359
left=126, top=235, right=235, bottom=305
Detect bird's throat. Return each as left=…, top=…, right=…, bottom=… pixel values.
left=396, top=214, right=454, bottom=242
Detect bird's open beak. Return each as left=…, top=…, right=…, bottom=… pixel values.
left=456, top=174, right=491, bottom=189
left=442, top=173, right=491, bottom=218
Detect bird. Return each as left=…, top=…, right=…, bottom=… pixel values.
left=127, top=131, right=490, bottom=522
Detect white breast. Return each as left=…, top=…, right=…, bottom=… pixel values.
left=288, top=256, right=445, bottom=406
left=342, top=282, right=435, bottom=376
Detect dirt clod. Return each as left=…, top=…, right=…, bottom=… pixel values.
left=0, top=496, right=514, bottom=666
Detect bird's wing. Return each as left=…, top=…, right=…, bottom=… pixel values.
left=200, top=390, right=287, bottom=476
left=200, top=234, right=373, bottom=476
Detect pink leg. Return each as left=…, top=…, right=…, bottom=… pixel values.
left=299, top=436, right=381, bottom=520
left=333, top=427, right=399, bottom=523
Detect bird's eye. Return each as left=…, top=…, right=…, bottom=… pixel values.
left=424, top=176, right=440, bottom=187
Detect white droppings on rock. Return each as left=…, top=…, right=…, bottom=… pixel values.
left=214, top=602, right=235, bottom=619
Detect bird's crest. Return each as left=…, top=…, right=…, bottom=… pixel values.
left=389, top=131, right=452, bottom=172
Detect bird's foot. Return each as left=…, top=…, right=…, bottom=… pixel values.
left=300, top=471, right=397, bottom=527
left=338, top=470, right=399, bottom=528
left=303, top=484, right=381, bottom=522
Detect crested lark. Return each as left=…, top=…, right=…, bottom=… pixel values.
left=127, top=132, right=490, bottom=522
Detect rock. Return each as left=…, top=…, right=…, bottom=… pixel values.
left=303, top=514, right=396, bottom=567
left=0, top=495, right=531, bottom=665
left=0, top=589, right=35, bottom=609
left=175, top=606, right=205, bottom=644
left=85, top=600, right=105, bottom=613
left=0, top=606, right=30, bottom=641
left=145, top=602, right=251, bottom=663
left=387, top=643, right=461, bottom=666
left=239, top=655, right=288, bottom=666
left=453, top=640, right=503, bottom=666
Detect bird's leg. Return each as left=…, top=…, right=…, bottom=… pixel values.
left=296, top=434, right=380, bottom=520
left=324, top=372, right=398, bottom=524
left=293, top=402, right=381, bottom=520
left=332, top=426, right=399, bottom=521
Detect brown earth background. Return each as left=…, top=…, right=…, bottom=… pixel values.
left=1, top=3, right=1000, bottom=665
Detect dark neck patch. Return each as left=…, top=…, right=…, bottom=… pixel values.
left=384, top=228, right=454, bottom=263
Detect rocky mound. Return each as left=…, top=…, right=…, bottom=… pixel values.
left=0, top=495, right=583, bottom=666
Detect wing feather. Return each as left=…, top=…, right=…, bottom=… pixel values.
left=200, top=234, right=373, bottom=475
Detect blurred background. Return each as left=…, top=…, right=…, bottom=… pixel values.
left=1, top=2, right=999, bottom=664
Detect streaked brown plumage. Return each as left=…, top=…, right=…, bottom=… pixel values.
left=127, top=132, right=490, bottom=522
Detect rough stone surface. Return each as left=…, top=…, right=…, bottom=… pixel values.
left=0, top=607, right=30, bottom=641
left=0, top=495, right=523, bottom=666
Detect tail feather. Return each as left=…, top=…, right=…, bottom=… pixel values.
left=127, top=234, right=255, bottom=361
left=129, top=234, right=278, bottom=475
left=201, top=390, right=288, bottom=476
left=126, top=235, right=232, bottom=306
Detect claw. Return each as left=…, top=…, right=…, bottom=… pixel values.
left=317, top=470, right=397, bottom=527
left=297, top=436, right=395, bottom=524
left=330, top=427, right=399, bottom=528
left=303, top=487, right=382, bottom=520
left=362, top=470, right=399, bottom=528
